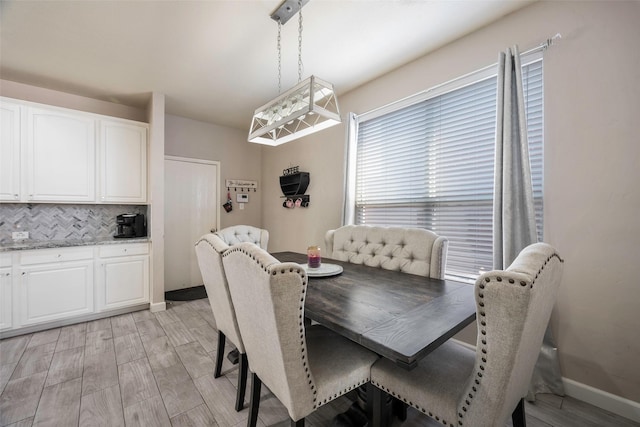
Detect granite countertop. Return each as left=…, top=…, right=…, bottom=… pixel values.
left=0, top=236, right=151, bottom=252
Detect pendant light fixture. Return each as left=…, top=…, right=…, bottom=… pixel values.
left=248, top=0, right=341, bottom=146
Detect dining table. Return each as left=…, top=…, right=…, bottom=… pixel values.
left=272, top=252, right=477, bottom=425
left=273, top=252, right=477, bottom=370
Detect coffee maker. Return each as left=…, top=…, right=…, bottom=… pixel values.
left=115, top=213, right=146, bottom=238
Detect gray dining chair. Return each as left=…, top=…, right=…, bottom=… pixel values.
left=222, top=242, right=380, bottom=427
left=194, top=233, right=249, bottom=411
left=325, top=225, right=448, bottom=279
left=216, top=224, right=269, bottom=250
left=369, top=242, right=564, bottom=427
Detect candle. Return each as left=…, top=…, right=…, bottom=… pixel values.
left=307, top=245, right=321, bottom=269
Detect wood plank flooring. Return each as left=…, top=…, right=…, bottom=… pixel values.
left=0, top=299, right=637, bottom=427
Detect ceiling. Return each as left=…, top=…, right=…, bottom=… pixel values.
left=0, top=0, right=534, bottom=131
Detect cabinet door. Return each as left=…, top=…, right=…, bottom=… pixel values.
left=100, top=120, right=147, bottom=203
left=0, top=100, right=21, bottom=201
left=0, top=267, right=12, bottom=330
left=99, top=255, right=149, bottom=310
left=27, top=107, right=96, bottom=202
left=19, top=260, right=94, bottom=325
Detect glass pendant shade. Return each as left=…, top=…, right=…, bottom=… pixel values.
left=249, top=75, right=341, bottom=146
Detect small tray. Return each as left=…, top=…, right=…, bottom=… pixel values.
left=300, top=263, right=343, bottom=277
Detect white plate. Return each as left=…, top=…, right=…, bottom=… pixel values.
left=300, top=263, right=343, bottom=277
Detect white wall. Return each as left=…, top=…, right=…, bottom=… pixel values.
left=164, top=114, right=263, bottom=230
left=147, top=93, right=166, bottom=311
left=262, top=1, right=640, bottom=403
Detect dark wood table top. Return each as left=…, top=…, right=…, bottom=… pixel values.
left=273, top=252, right=477, bottom=370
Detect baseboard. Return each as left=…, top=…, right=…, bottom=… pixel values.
left=563, top=377, right=640, bottom=423
left=0, top=304, right=149, bottom=340
left=451, top=339, right=640, bottom=423
left=452, top=338, right=476, bottom=351
left=149, top=301, right=166, bottom=312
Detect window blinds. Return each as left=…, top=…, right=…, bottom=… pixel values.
left=353, top=59, right=543, bottom=281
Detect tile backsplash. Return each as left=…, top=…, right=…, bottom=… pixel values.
left=0, top=204, right=148, bottom=244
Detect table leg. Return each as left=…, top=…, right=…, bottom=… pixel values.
left=354, top=384, right=392, bottom=427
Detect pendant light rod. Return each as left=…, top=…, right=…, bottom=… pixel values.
left=270, top=0, right=310, bottom=25
left=250, top=0, right=341, bottom=145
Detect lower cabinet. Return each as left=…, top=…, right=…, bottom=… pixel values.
left=0, top=242, right=150, bottom=334
left=0, top=254, right=12, bottom=330
left=97, top=243, right=149, bottom=310
left=19, top=247, right=94, bottom=326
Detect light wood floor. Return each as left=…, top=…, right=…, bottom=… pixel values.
left=0, top=299, right=637, bottom=427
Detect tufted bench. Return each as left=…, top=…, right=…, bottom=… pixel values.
left=215, top=225, right=269, bottom=250
left=325, top=225, right=448, bottom=279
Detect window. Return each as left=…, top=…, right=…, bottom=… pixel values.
left=347, top=58, right=543, bottom=281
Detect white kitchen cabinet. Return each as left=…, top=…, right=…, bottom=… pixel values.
left=0, top=100, right=22, bottom=201
left=26, top=107, right=96, bottom=202
left=100, top=119, right=148, bottom=203
left=0, top=254, right=12, bottom=330
left=1, top=97, right=149, bottom=205
left=97, top=243, right=149, bottom=310
left=19, top=247, right=94, bottom=326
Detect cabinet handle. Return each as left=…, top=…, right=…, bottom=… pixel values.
left=22, top=272, right=26, bottom=275
left=14, top=194, right=19, bottom=199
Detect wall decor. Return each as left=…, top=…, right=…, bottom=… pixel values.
left=279, top=166, right=310, bottom=208
left=225, top=179, right=258, bottom=192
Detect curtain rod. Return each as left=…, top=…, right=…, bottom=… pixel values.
left=428, top=32, right=564, bottom=92
left=521, top=33, right=562, bottom=56
left=358, top=33, right=562, bottom=121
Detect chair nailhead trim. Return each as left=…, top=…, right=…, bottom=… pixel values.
left=224, top=245, right=321, bottom=408
left=454, top=250, right=563, bottom=425
left=371, top=381, right=452, bottom=427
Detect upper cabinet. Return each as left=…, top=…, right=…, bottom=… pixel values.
left=100, top=119, right=147, bottom=203
left=27, top=107, right=96, bottom=202
left=0, top=97, right=148, bottom=204
left=0, top=101, right=21, bottom=201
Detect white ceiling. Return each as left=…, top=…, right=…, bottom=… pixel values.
left=0, top=0, right=534, bottom=130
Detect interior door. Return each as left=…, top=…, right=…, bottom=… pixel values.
left=164, top=156, right=219, bottom=292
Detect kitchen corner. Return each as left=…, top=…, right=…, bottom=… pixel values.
left=0, top=203, right=152, bottom=339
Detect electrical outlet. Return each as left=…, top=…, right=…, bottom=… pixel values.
left=12, top=231, right=29, bottom=240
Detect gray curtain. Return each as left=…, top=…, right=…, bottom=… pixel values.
left=493, top=46, right=564, bottom=400
left=493, top=46, right=537, bottom=267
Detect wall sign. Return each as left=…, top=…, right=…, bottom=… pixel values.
left=225, top=179, right=258, bottom=191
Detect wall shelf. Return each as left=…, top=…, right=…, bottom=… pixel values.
left=279, top=170, right=310, bottom=208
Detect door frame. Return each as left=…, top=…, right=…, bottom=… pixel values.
left=164, top=155, right=220, bottom=291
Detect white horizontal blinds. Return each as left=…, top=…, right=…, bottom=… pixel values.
left=356, top=77, right=497, bottom=279
left=356, top=102, right=430, bottom=224
left=423, top=77, right=497, bottom=280
left=522, top=59, right=544, bottom=242
left=354, top=58, right=543, bottom=281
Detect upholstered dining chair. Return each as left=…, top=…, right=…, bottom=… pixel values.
left=222, top=242, right=380, bottom=427
left=216, top=224, right=269, bottom=250
left=194, top=233, right=249, bottom=411
left=369, top=242, right=564, bottom=427
left=325, top=225, right=448, bottom=279
left=212, top=225, right=269, bottom=370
